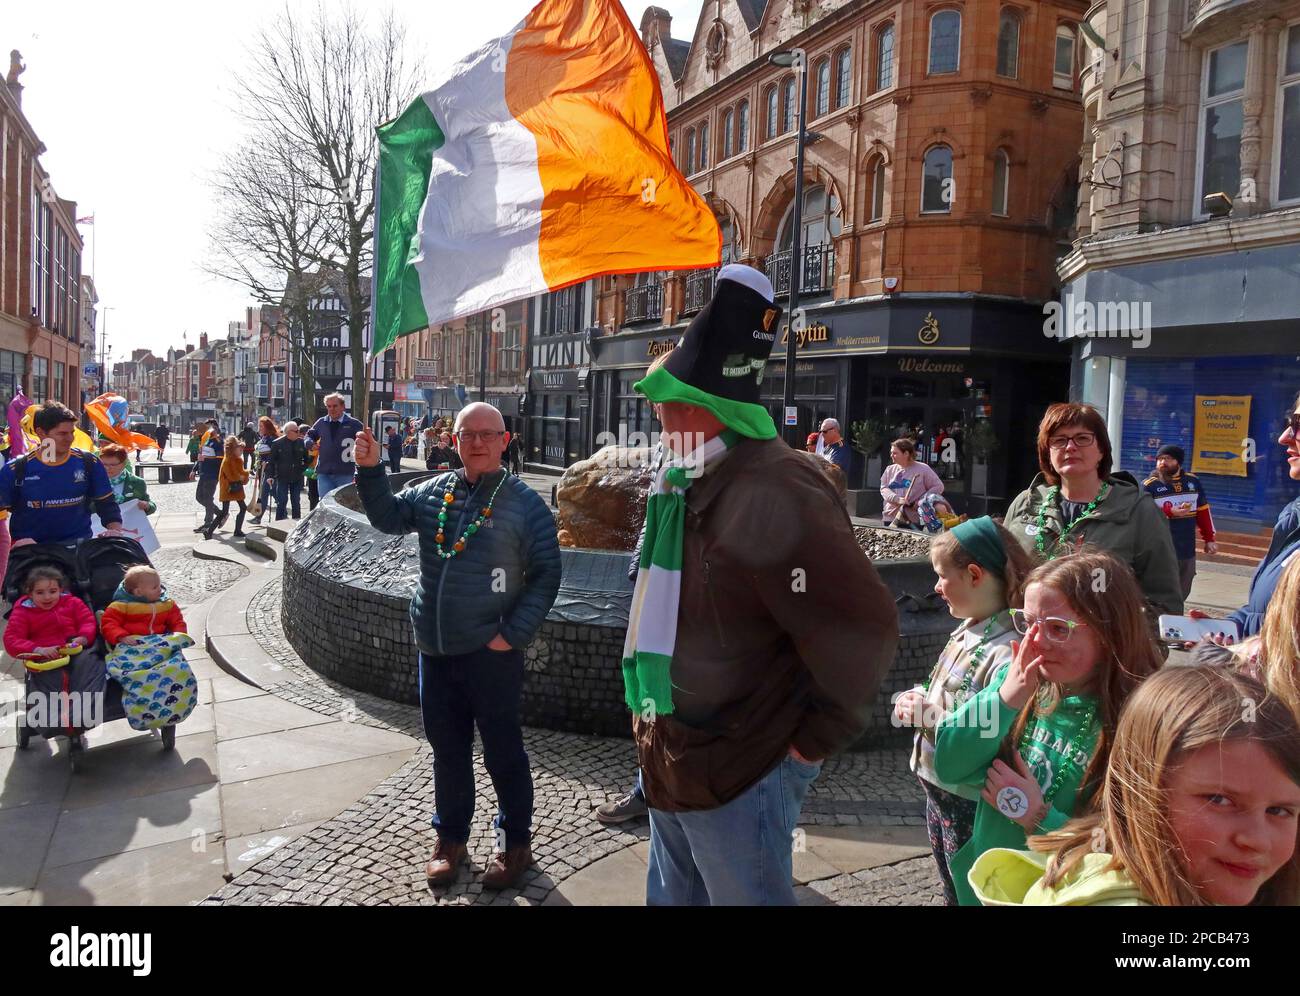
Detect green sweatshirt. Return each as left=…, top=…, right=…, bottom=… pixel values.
left=108, top=469, right=156, bottom=516
left=969, top=848, right=1151, bottom=906
left=1005, top=471, right=1184, bottom=615
left=933, top=664, right=1101, bottom=906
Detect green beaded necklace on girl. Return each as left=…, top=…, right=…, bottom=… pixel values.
left=434, top=472, right=508, bottom=560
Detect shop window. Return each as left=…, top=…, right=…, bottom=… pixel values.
left=31, top=356, right=49, bottom=401
left=1054, top=24, right=1077, bottom=89
left=876, top=23, right=895, bottom=91
left=997, top=10, right=1020, bottom=79
left=922, top=146, right=954, bottom=213
left=53, top=361, right=65, bottom=404
left=1199, top=40, right=1248, bottom=209
left=1277, top=24, right=1300, bottom=203
left=929, top=10, right=961, bottom=76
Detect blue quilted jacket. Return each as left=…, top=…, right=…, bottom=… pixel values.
left=1228, top=495, right=1300, bottom=638
left=355, top=464, right=562, bottom=657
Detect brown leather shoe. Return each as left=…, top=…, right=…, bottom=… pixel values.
left=482, top=844, right=533, bottom=890
left=425, top=838, right=467, bottom=886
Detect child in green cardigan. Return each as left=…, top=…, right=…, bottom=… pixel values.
left=99, top=444, right=156, bottom=515
left=894, top=517, right=1035, bottom=905
left=932, top=548, right=1163, bottom=905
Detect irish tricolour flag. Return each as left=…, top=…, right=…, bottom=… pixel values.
left=372, top=0, right=721, bottom=354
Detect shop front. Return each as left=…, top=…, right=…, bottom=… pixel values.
left=1063, top=241, right=1300, bottom=531
left=525, top=368, right=587, bottom=471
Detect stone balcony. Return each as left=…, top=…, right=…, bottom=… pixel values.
left=1186, top=0, right=1259, bottom=34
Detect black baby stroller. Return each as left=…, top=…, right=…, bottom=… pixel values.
left=6, top=534, right=171, bottom=771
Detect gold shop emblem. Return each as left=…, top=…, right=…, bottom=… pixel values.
left=918, top=313, right=940, bottom=345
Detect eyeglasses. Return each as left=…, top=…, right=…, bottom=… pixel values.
left=1283, top=412, right=1300, bottom=438
left=1048, top=432, right=1096, bottom=450
left=456, top=430, right=504, bottom=444
left=1010, top=608, right=1089, bottom=645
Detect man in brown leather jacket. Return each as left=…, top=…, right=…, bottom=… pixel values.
left=626, top=265, right=899, bottom=905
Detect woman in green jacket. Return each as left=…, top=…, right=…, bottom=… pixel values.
left=1004, top=402, right=1183, bottom=616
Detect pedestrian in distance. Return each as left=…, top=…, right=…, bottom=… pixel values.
left=212, top=436, right=251, bottom=539
left=304, top=393, right=363, bottom=499
left=1143, top=443, right=1217, bottom=601
left=267, top=422, right=308, bottom=521
left=386, top=425, right=404, bottom=474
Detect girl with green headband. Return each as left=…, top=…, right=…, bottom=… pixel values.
left=894, top=516, right=1034, bottom=905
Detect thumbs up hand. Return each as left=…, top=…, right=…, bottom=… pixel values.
left=354, top=428, right=381, bottom=468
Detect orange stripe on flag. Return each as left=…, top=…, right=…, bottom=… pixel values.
left=504, top=0, right=720, bottom=289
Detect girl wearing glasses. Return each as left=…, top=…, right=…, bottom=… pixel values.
left=1005, top=403, right=1183, bottom=618
left=970, top=665, right=1300, bottom=906
left=931, top=549, right=1163, bottom=905
left=895, top=516, right=1034, bottom=905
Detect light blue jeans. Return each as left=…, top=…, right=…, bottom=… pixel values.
left=316, top=472, right=354, bottom=498
left=646, top=754, right=821, bottom=906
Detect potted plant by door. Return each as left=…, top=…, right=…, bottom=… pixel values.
left=848, top=417, right=890, bottom=517
left=965, top=418, right=999, bottom=515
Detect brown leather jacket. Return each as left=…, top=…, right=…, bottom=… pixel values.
left=633, top=437, right=900, bottom=811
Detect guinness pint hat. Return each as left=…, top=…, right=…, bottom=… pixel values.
left=634, top=264, right=780, bottom=439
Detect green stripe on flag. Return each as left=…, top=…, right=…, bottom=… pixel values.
left=373, top=98, right=445, bottom=356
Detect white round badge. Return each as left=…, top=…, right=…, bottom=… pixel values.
left=996, top=786, right=1030, bottom=819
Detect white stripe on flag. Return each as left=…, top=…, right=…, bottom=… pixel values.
left=413, top=27, right=547, bottom=324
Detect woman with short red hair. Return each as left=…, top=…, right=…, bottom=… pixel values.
left=1004, top=402, right=1182, bottom=616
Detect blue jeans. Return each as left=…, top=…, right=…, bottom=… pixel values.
left=419, top=647, right=533, bottom=849
left=646, top=755, right=821, bottom=906
left=316, top=471, right=353, bottom=497
left=274, top=479, right=302, bottom=519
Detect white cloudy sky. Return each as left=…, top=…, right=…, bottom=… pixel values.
left=8, top=0, right=701, bottom=361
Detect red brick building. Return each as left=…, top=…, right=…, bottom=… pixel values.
left=1, top=53, right=85, bottom=410
left=587, top=1, right=1089, bottom=511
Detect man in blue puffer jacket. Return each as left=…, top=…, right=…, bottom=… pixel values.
left=354, top=402, right=561, bottom=892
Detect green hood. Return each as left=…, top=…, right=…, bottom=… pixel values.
left=969, top=848, right=1151, bottom=906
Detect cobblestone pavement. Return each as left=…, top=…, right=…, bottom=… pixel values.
left=799, top=857, right=944, bottom=906
left=151, top=547, right=249, bottom=608
left=203, top=577, right=937, bottom=905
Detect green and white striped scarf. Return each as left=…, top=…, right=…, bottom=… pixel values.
left=622, top=430, right=739, bottom=719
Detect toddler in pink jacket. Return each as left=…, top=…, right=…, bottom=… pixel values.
left=4, top=566, right=98, bottom=662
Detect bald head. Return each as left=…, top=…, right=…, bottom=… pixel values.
left=454, top=402, right=505, bottom=433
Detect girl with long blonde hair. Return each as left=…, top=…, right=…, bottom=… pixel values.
left=970, top=664, right=1300, bottom=905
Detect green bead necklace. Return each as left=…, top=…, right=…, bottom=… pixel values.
left=1018, top=699, right=1099, bottom=809
left=1034, top=483, right=1109, bottom=559
left=434, top=472, right=507, bottom=560
left=923, top=613, right=1003, bottom=702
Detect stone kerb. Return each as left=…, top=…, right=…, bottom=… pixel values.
left=281, top=485, right=951, bottom=746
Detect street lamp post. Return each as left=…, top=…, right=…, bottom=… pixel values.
left=769, top=49, right=809, bottom=448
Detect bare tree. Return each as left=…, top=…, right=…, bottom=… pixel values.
left=205, top=130, right=330, bottom=420
left=236, top=2, right=422, bottom=419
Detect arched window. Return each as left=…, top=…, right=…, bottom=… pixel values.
left=685, top=128, right=696, bottom=174
left=699, top=122, right=710, bottom=169
left=814, top=57, right=831, bottom=118
left=992, top=149, right=1010, bottom=216
left=765, top=85, right=778, bottom=140
left=876, top=23, right=895, bottom=91
left=721, top=109, right=734, bottom=160
left=779, top=184, right=832, bottom=250
left=868, top=158, right=887, bottom=222
left=922, top=146, right=954, bottom=213
left=835, top=47, right=852, bottom=109
left=997, top=10, right=1020, bottom=79
left=929, top=10, right=961, bottom=75
left=737, top=99, right=750, bottom=152
left=781, top=77, right=797, bottom=134
left=1054, top=24, right=1077, bottom=89
left=720, top=217, right=736, bottom=263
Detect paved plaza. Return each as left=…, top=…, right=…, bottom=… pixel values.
left=0, top=449, right=1250, bottom=906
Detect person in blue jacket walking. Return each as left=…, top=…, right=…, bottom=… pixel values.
left=305, top=393, right=363, bottom=498
left=353, top=402, right=561, bottom=892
